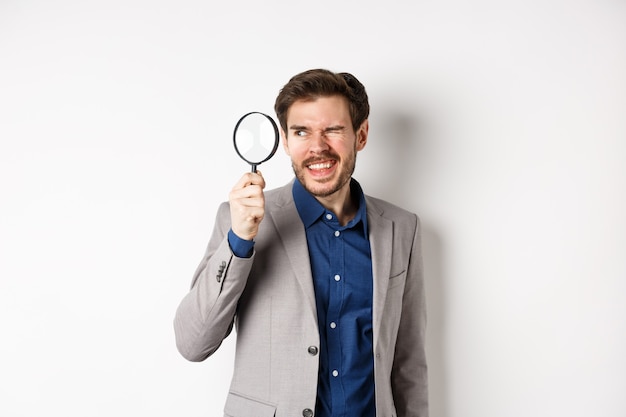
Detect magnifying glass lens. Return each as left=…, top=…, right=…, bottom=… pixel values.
left=233, top=112, right=280, bottom=172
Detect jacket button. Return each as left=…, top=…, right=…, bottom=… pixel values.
left=302, top=408, right=314, bottom=417
left=307, top=346, right=318, bottom=356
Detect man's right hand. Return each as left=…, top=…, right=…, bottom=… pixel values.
left=228, top=171, right=266, bottom=241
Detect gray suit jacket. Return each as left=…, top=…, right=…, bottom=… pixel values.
left=174, top=180, right=428, bottom=417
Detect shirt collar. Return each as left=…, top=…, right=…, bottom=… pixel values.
left=292, top=177, right=369, bottom=237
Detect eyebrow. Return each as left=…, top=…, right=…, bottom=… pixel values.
left=323, top=125, right=345, bottom=132
left=288, top=125, right=346, bottom=132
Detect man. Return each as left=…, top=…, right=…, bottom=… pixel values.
left=174, top=69, right=428, bottom=417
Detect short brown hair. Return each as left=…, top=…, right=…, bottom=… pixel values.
left=274, top=68, right=370, bottom=133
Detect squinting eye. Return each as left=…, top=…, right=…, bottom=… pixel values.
left=295, top=130, right=307, bottom=137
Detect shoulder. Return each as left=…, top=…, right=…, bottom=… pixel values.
left=264, top=179, right=296, bottom=207
left=364, top=194, right=420, bottom=234
left=365, top=194, right=417, bottom=219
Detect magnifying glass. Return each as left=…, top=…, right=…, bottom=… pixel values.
left=233, top=111, right=280, bottom=173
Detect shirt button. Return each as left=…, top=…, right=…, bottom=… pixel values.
left=334, top=274, right=341, bottom=282
left=307, top=346, right=319, bottom=356
left=303, top=408, right=314, bottom=417
left=332, top=370, right=339, bottom=377
left=325, top=213, right=333, bottom=220
left=334, top=231, right=340, bottom=237
left=330, top=322, right=336, bottom=329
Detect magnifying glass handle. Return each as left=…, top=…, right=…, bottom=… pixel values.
left=251, top=164, right=258, bottom=173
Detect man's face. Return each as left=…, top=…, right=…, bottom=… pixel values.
left=282, top=96, right=368, bottom=199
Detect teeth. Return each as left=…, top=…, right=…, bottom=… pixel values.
left=308, top=162, right=333, bottom=170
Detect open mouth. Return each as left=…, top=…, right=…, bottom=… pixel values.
left=305, top=159, right=337, bottom=177
left=307, top=161, right=335, bottom=171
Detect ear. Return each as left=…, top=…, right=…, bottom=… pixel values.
left=280, top=128, right=290, bottom=156
left=355, top=120, right=369, bottom=151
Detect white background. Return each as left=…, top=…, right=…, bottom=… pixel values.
left=1, top=1, right=624, bottom=416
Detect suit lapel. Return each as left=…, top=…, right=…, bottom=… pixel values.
left=265, top=185, right=394, bottom=338
left=266, top=183, right=318, bottom=319
left=367, top=197, right=393, bottom=347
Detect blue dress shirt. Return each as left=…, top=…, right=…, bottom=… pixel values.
left=228, top=178, right=375, bottom=417
left=293, top=178, right=375, bottom=417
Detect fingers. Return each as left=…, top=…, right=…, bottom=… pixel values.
left=229, top=172, right=266, bottom=241
left=232, top=171, right=266, bottom=191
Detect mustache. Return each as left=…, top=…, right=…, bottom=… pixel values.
left=302, top=152, right=339, bottom=166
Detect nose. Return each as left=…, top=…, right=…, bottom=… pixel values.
left=309, top=131, right=329, bottom=153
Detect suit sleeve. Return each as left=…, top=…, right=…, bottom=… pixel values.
left=391, top=214, right=429, bottom=416
left=173, top=202, right=254, bottom=362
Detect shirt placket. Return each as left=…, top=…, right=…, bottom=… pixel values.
left=326, top=213, right=346, bottom=415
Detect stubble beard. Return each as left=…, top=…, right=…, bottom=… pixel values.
left=292, top=149, right=357, bottom=198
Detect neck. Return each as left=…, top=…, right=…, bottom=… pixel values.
left=316, top=181, right=357, bottom=226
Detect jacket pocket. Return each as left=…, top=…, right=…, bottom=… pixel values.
left=224, top=391, right=277, bottom=417
left=388, top=269, right=407, bottom=289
